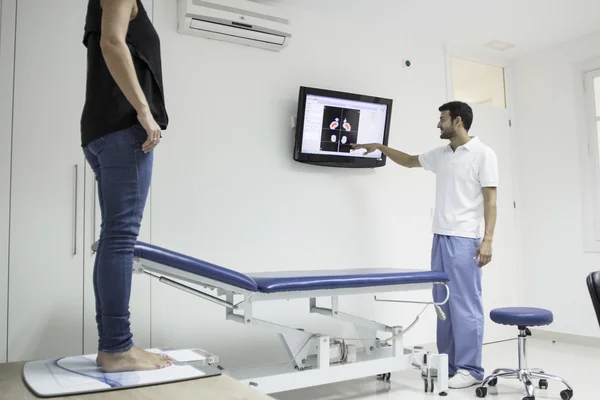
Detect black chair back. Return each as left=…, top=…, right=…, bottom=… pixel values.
left=588, top=271, right=600, bottom=329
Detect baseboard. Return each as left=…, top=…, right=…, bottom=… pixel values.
left=530, top=329, right=600, bottom=348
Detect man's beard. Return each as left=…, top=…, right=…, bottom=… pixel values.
left=440, top=128, right=454, bottom=139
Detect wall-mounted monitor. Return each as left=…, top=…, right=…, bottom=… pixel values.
left=293, top=86, right=393, bottom=168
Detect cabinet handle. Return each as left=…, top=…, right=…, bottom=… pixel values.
left=92, top=181, right=96, bottom=254
left=73, top=164, right=78, bottom=255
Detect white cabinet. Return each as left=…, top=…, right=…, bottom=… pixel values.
left=7, top=0, right=154, bottom=362
left=8, top=0, right=88, bottom=362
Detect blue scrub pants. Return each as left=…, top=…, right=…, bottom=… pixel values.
left=432, top=234, right=484, bottom=380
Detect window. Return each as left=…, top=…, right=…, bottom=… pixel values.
left=451, top=57, right=507, bottom=108
left=583, top=68, right=600, bottom=250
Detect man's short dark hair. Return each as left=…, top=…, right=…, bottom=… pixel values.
left=439, top=101, right=473, bottom=131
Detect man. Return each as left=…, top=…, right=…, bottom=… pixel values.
left=352, top=101, right=498, bottom=389
left=80, top=0, right=171, bottom=372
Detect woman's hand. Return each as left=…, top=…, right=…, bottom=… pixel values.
left=137, top=109, right=161, bottom=153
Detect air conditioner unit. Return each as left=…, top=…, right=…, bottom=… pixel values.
left=177, top=0, right=292, bottom=51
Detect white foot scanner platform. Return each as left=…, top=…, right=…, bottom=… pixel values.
left=109, top=241, right=450, bottom=395
left=23, top=348, right=222, bottom=398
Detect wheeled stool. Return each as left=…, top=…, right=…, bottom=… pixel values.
left=475, top=307, right=573, bottom=400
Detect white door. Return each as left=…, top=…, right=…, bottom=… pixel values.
left=8, top=0, right=87, bottom=361
left=468, top=102, right=520, bottom=344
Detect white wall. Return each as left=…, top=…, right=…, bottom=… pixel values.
left=0, top=0, right=520, bottom=366
left=0, top=0, right=15, bottom=364
left=147, top=0, right=519, bottom=368
left=513, top=30, right=600, bottom=338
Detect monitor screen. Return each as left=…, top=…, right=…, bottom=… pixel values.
left=293, top=86, right=393, bottom=168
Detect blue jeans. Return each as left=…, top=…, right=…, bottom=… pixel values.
left=83, top=124, right=153, bottom=353
left=431, top=234, right=484, bottom=380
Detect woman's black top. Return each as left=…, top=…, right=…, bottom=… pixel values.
left=81, top=0, right=168, bottom=147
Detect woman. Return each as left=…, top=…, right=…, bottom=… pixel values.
left=81, top=0, right=170, bottom=372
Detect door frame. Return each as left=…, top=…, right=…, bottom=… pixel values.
left=0, top=0, right=17, bottom=364
left=574, top=58, right=600, bottom=252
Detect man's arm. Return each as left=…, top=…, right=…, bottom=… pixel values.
left=482, top=187, right=497, bottom=242
left=379, top=145, right=421, bottom=168
left=351, top=143, right=421, bottom=168
left=99, top=0, right=161, bottom=152
left=475, top=186, right=497, bottom=267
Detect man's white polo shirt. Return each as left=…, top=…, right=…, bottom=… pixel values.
left=418, top=136, right=498, bottom=239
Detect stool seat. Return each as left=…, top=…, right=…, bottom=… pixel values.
left=490, top=307, right=553, bottom=327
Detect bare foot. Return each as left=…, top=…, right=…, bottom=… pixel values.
left=97, top=347, right=173, bottom=372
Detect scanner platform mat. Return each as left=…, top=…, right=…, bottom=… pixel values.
left=22, top=348, right=221, bottom=397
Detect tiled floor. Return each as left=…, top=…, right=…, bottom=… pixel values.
left=272, top=337, right=598, bottom=399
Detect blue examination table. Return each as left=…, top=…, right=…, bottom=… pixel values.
left=128, top=241, right=451, bottom=395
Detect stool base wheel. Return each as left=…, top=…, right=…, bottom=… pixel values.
left=560, top=389, right=573, bottom=400
left=475, top=387, right=487, bottom=398
left=476, top=368, right=573, bottom=400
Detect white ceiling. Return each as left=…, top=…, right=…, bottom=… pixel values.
left=265, top=0, right=600, bottom=59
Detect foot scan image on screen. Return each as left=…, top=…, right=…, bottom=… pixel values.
left=321, top=106, right=360, bottom=153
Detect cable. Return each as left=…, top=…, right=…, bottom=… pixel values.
left=373, top=282, right=450, bottom=314
left=383, top=302, right=431, bottom=344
